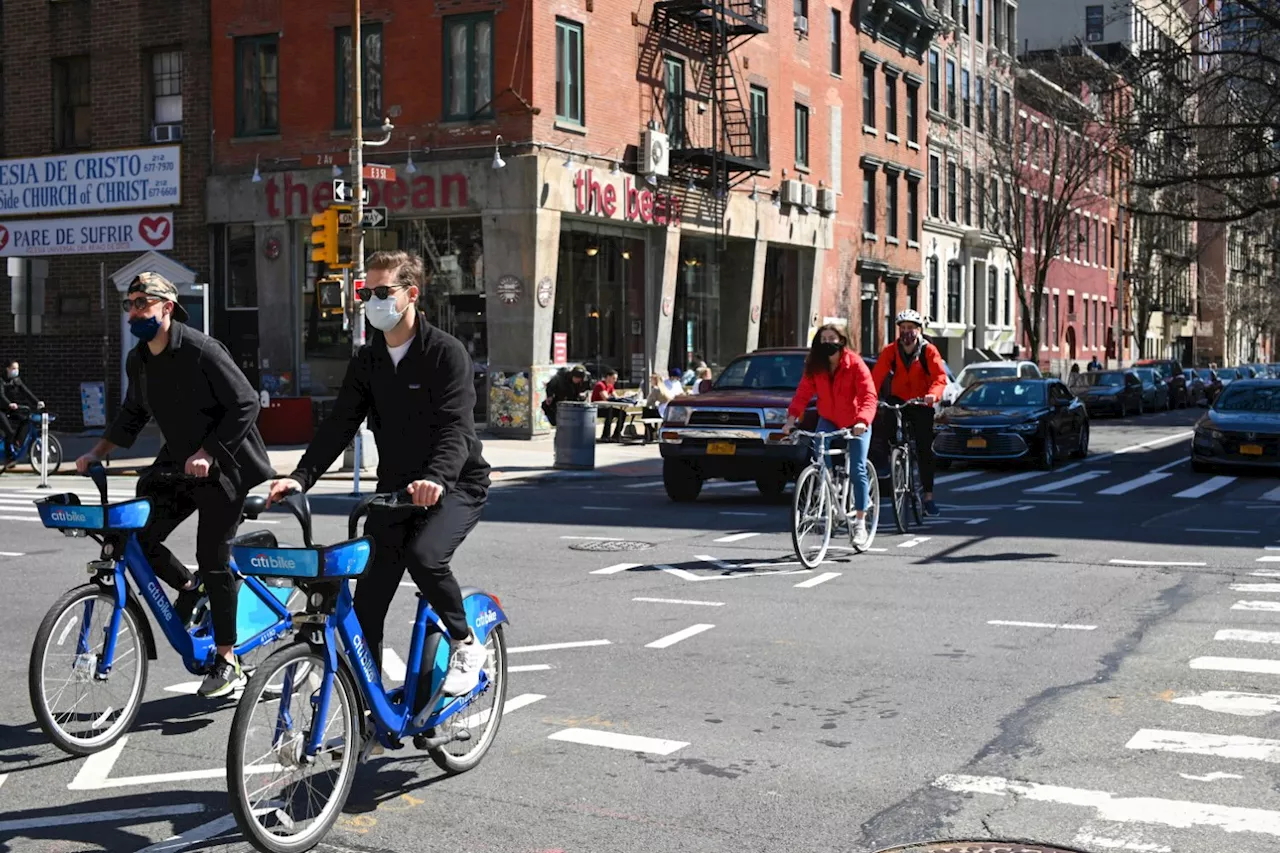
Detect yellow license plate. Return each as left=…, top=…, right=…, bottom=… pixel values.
left=1241, top=443, right=1264, bottom=456
left=707, top=441, right=737, bottom=456
left=967, top=437, right=988, bottom=449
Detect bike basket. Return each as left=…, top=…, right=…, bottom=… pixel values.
left=36, top=495, right=151, bottom=531
left=231, top=537, right=373, bottom=581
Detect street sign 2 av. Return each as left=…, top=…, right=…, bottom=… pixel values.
left=332, top=179, right=370, bottom=205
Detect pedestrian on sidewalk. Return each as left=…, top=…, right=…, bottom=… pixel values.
left=541, top=365, right=589, bottom=426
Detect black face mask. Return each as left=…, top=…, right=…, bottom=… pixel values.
left=816, top=341, right=842, bottom=358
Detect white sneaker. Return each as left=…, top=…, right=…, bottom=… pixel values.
left=852, top=519, right=869, bottom=547
left=441, top=635, right=488, bottom=696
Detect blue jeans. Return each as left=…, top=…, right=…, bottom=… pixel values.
left=817, top=417, right=872, bottom=512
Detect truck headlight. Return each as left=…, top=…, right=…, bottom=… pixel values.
left=762, top=408, right=789, bottom=426
left=664, top=406, right=691, bottom=426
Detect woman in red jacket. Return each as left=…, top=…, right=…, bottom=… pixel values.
left=783, top=324, right=878, bottom=545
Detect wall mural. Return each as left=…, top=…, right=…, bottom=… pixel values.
left=488, top=371, right=530, bottom=430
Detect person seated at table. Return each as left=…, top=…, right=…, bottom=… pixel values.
left=591, top=368, right=627, bottom=443
left=691, top=365, right=714, bottom=394
left=641, top=371, right=682, bottom=440
left=542, top=364, right=589, bottom=426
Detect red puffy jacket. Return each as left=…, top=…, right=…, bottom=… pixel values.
left=787, top=348, right=879, bottom=428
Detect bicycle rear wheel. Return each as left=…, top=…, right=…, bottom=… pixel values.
left=854, top=461, right=880, bottom=553
left=890, top=446, right=911, bottom=534
left=428, top=623, right=509, bottom=774
left=29, top=434, right=63, bottom=475
left=791, top=466, right=832, bottom=569
left=227, top=642, right=359, bottom=853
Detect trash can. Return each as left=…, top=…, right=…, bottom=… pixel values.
left=554, top=401, right=597, bottom=470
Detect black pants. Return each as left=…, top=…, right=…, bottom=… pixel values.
left=872, top=404, right=937, bottom=492
left=598, top=408, right=625, bottom=440
left=355, top=488, right=485, bottom=663
left=136, top=471, right=245, bottom=647
left=0, top=412, right=18, bottom=451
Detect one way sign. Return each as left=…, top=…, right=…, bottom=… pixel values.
left=332, top=179, right=370, bottom=205
left=337, top=207, right=388, bottom=229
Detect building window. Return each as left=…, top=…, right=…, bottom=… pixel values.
left=148, top=50, right=183, bottom=129
left=885, top=76, right=898, bottom=136
left=906, top=84, right=919, bottom=143
left=1052, top=293, right=1060, bottom=345
left=962, top=167, right=972, bottom=226
left=795, top=103, right=810, bottom=169
left=961, top=69, right=971, bottom=128
left=1084, top=298, right=1090, bottom=347
left=1001, top=89, right=1011, bottom=143
left=976, top=0, right=985, bottom=42
left=234, top=35, right=279, bottom=137
left=928, top=155, right=940, bottom=218
left=665, top=57, right=686, bottom=147
left=989, top=84, right=999, bottom=139
left=337, top=23, right=385, bottom=127
left=795, top=0, right=808, bottom=16
left=1004, top=270, right=1012, bottom=326
left=946, top=161, right=957, bottom=222
left=928, top=51, right=940, bottom=112
left=863, top=168, right=876, bottom=234
left=907, top=179, right=919, bottom=241
left=988, top=267, right=999, bottom=325
left=976, top=170, right=987, bottom=229
left=947, top=263, right=962, bottom=324
left=1006, top=5, right=1017, bottom=54
left=945, top=58, right=956, bottom=120
left=887, top=174, right=900, bottom=238
left=226, top=224, right=260, bottom=310
left=862, top=63, right=876, bottom=127
left=975, top=77, right=985, bottom=133
left=556, top=18, right=585, bottom=125
left=962, top=0, right=970, bottom=31
left=831, top=9, right=842, bottom=75
left=750, top=86, right=769, bottom=163
left=989, top=176, right=1000, bottom=230
left=992, top=0, right=1002, bottom=47
left=929, top=257, right=940, bottom=321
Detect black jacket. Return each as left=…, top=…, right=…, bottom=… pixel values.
left=105, top=322, right=274, bottom=498
left=0, top=376, right=39, bottom=410
left=290, top=318, right=490, bottom=496
left=545, top=369, right=589, bottom=405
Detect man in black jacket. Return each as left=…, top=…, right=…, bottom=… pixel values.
left=75, top=272, right=274, bottom=698
left=267, top=250, right=492, bottom=697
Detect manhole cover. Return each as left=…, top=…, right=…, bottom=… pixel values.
left=568, top=540, right=654, bottom=552
left=875, top=843, right=1088, bottom=853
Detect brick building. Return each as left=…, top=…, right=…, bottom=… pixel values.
left=0, top=0, right=210, bottom=429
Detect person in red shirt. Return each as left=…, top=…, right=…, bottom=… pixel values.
left=591, top=368, right=626, bottom=442
left=782, top=324, right=878, bottom=546
left=869, top=309, right=949, bottom=517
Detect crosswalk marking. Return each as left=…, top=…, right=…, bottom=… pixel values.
left=954, top=470, right=1055, bottom=493
left=1097, top=472, right=1173, bottom=495
left=1174, top=475, right=1237, bottom=499
left=1191, top=656, right=1280, bottom=675
left=1215, top=629, right=1280, bottom=644
left=934, top=471, right=982, bottom=485
left=1232, top=601, right=1280, bottom=613
left=1260, top=485, right=1280, bottom=502
left=1024, top=471, right=1108, bottom=493
left=1126, top=728, right=1280, bottom=763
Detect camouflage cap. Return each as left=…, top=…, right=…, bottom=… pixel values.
left=127, top=271, right=189, bottom=322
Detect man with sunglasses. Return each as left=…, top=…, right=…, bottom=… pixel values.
left=74, top=272, right=274, bottom=698
left=267, top=250, right=492, bottom=698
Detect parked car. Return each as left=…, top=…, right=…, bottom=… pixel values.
left=1192, top=379, right=1280, bottom=473
left=658, top=347, right=824, bottom=502
left=1134, top=358, right=1188, bottom=407
left=1068, top=369, right=1144, bottom=417
left=942, top=360, right=1043, bottom=406
left=933, top=377, right=1090, bottom=470
left=1193, top=368, right=1224, bottom=404
left=1133, top=367, right=1172, bottom=412
left=1183, top=369, right=1207, bottom=406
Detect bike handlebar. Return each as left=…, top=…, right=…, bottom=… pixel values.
left=878, top=397, right=933, bottom=409
left=346, top=489, right=431, bottom=540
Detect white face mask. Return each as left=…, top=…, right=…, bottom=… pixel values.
left=364, top=295, right=405, bottom=332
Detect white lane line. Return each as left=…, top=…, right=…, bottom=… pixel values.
left=934, top=471, right=982, bottom=485
left=933, top=772, right=1280, bottom=836
left=508, top=664, right=552, bottom=673
left=69, top=737, right=224, bottom=790
left=1109, top=559, right=1207, bottom=567
left=719, top=511, right=769, bottom=517
left=562, top=535, right=627, bottom=541
left=1072, top=832, right=1171, bottom=853
left=1152, top=455, right=1193, bottom=473
left=1015, top=505, right=1035, bottom=511
left=1181, top=772, right=1244, bottom=782
left=898, top=536, right=931, bottom=548
left=508, top=639, right=611, bottom=654
left=1232, top=584, right=1280, bottom=593
left=794, top=572, right=841, bottom=588
left=645, top=623, right=715, bottom=649
left=1232, top=601, right=1280, bottom=613
left=694, top=554, right=735, bottom=570
left=1191, top=656, right=1280, bottom=675
left=1174, top=691, right=1280, bottom=717
left=590, top=562, right=641, bottom=575
left=1254, top=570, right=1280, bottom=576
left=548, top=727, right=688, bottom=755
left=965, top=517, right=989, bottom=525
left=382, top=648, right=406, bottom=683
left=623, top=480, right=663, bottom=488
left=1018, top=499, right=1084, bottom=505
left=1025, top=471, right=1109, bottom=493
left=0, top=550, right=24, bottom=556
left=987, top=620, right=1097, bottom=631
left=136, top=812, right=239, bottom=853
left=1127, top=728, right=1280, bottom=763
left=0, top=804, right=209, bottom=833
left=1257, top=556, right=1280, bottom=563
left=1259, top=485, right=1280, bottom=502
left=580, top=506, right=628, bottom=511
left=0, top=515, right=39, bottom=522
left=1110, top=431, right=1196, bottom=456
left=458, top=693, right=546, bottom=729
left=632, top=597, right=725, bottom=606
left=1174, top=476, right=1238, bottom=499
left=714, top=532, right=760, bottom=543
left=1098, top=472, right=1174, bottom=496
left=1217, top=629, right=1280, bottom=644
left=955, top=470, right=1058, bottom=493
left=1189, top=527, right=1260, bottom=535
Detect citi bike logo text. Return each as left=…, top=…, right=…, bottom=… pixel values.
left=475, top=610, right=498, bottom=628
left=50, top=508, right=87, bottom=524
left=147, top=580, right=173, bottom=622
left=353, top=634, right=378, bottom=683
left=250, top=553, right=297, bottom=571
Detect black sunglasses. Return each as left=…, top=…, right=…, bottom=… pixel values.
left=121, top=296, right=162, bottom=312
left=357, top=285, right=407, bottom=302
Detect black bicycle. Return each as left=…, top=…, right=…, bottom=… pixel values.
left=878, top=398, right=930, bottom=534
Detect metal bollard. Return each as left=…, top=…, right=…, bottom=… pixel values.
left=37, top=412, right=50, bottom=490
left=350, top=429, right=363, bottom=497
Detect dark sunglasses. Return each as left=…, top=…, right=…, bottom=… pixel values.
left=121, top=296, right=162, bottom=312
left=356, top=285, right=407, bottom=302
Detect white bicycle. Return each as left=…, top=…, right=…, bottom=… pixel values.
left=787, top=428, right=880, bottom=568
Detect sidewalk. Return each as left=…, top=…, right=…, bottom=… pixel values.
left=52, top=425, right=662, bottom=484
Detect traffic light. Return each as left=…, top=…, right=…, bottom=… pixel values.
left=310, top=208, right=339, bottom=266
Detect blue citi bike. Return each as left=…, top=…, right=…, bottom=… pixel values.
left=28, top=464, right=297, bottom=755
left=224, top=488, right=510, bottom=853
left=2, top=405, right=63, bottom=475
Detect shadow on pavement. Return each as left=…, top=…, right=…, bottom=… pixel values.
left=0, top=789, right=229, bottom=853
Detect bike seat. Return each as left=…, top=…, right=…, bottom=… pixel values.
left=230, top=529, right=278, bottom=549
left=242, top=495, right=268, bottom=519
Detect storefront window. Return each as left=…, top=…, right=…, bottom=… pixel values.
left=554, top=228, right=647, bottom=384
left=671, top=236, right=722, bottom=374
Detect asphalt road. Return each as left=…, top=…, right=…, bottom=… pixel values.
left=2, top=408, right=1279, bottom=853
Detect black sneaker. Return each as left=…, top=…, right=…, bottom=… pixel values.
left=198, top=656, right=245, bottom=698
left=923, top=499, right=940, bottom=518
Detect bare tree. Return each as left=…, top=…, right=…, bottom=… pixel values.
left=1126, top=183, right=1202, bottom=358
left=987, top=58, right=1116, bottom=357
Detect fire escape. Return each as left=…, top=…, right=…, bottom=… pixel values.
left=650, top=0, right=768, bottom=217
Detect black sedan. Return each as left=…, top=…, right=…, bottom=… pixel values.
left=1068, top=369, right=1144, bottom=417
left=1192, top=379, right=1280, bottom=473
left=933, top=378, right=1090, bottom=470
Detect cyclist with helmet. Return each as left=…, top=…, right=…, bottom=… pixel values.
left=870, top=309, right=949, bottom=517
left=782, top=324, right=878, bottom=547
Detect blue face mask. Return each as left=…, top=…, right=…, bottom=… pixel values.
left=129, top=316, right=161, bottom=342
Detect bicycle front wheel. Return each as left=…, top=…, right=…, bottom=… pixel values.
left=890, top=446, right=911, bottom=534
left=227, top=642, right=359, bottom=853
left=854, top=461, right=881, bottom=552
left=791, top=466, right=832, bottom=569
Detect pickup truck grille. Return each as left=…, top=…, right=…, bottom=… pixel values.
left=689, top=409, right=763, bottom=428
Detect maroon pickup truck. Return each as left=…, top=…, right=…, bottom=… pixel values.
left=658, top=347, right=821, bottom=502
